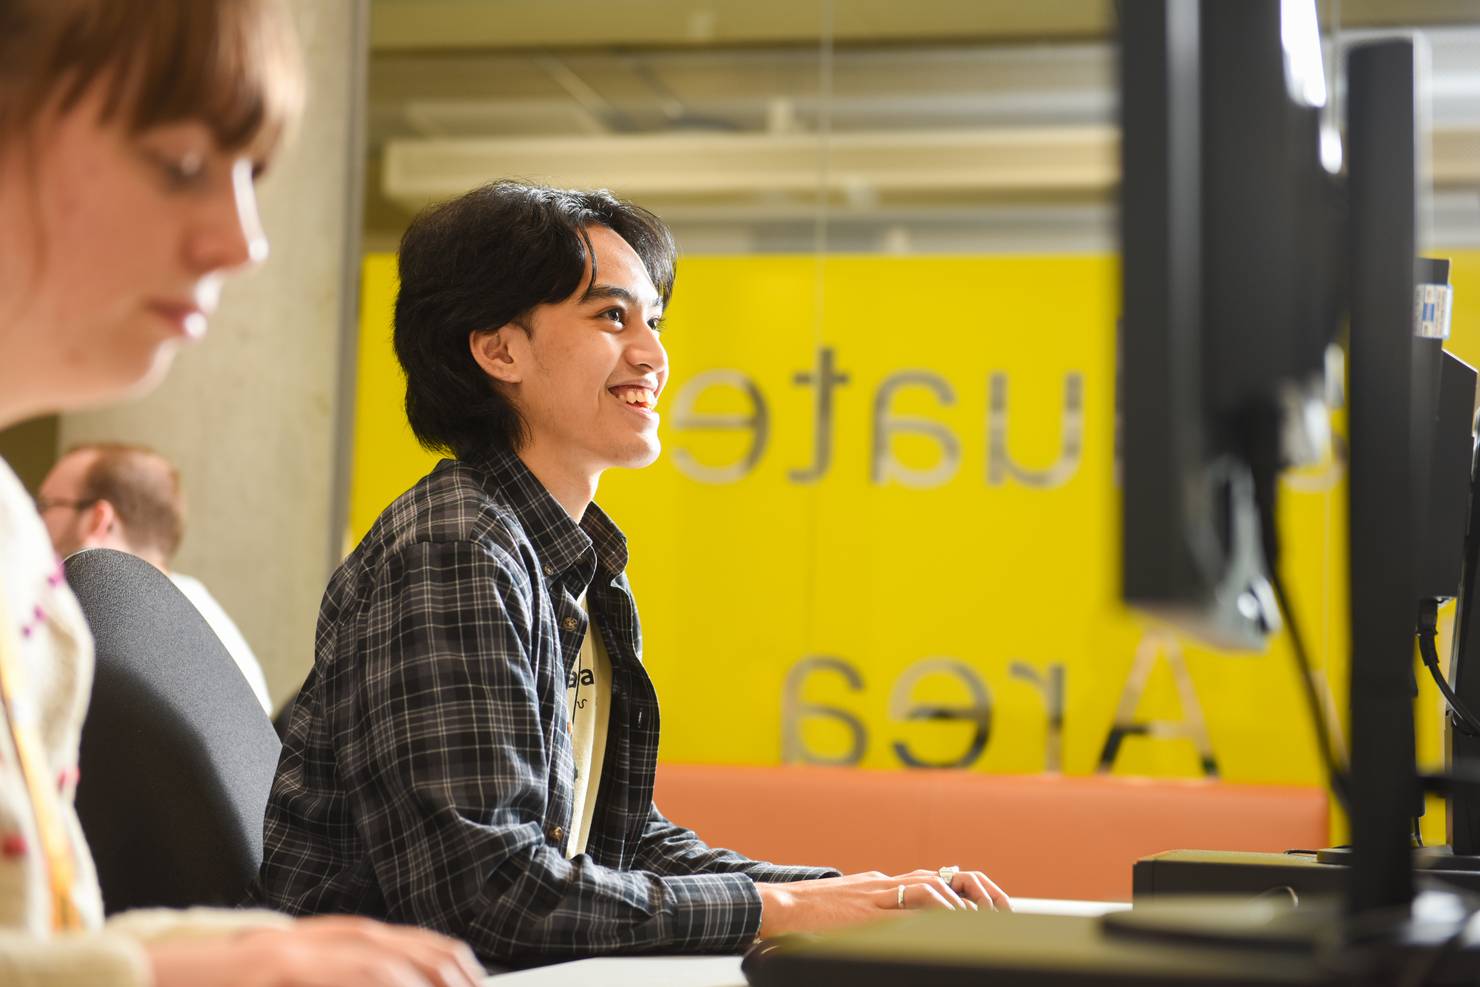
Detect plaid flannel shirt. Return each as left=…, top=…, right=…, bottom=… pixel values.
left=258, top=447, right=837, bottom=962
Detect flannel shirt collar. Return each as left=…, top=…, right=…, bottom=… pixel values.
left=468, top=446, right=629, bottom=584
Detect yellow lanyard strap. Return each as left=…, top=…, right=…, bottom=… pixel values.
left=0, top=590, right=81, bottom=931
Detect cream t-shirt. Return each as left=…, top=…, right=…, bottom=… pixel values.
left=564, top=600, right=611, bottom=857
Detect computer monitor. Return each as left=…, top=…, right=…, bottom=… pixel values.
left=1410, top=272, right=1474, bottom=852
left=1450, top=470, right=1480, bottom=851
left=1119, top=0, right=1451, bottom=934
left=1414, top=260, right=1468, bottom=607
left=1119, top=0, right=1343, bottom=652
left=1120, top=0, right=1430, bottom=930
left=1438, top=291, right=1480, bottom=854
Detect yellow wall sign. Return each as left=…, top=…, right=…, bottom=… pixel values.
left=353, top=251, right=1480, bottom=842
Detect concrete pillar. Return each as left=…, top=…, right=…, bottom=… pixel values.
left=59, top=0, right=368, bottom=708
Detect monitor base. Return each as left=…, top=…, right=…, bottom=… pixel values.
left=1417, top=845, right=1480, bottom=873
left=1315, top=844, right=1480, bottom=873
left=745, top=892, right=1480, bottom=987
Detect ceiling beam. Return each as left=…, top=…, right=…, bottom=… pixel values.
left=382, top=125, right=1118, bottom=205
left=371, top=0, right=1114, bottom=52
left=382, top=125, right=1480, bottom=208
left=370, top=0, right=1480, bottom=52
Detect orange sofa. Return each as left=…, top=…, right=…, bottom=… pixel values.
left=653, top=764, right=1329, bottom=902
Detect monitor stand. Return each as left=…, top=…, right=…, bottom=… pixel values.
left=1316, top=844, right=1480, bottom=873
left=1418, top=847, right=1480, bottom=872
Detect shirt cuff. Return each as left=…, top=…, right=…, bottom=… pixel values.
left=656, top=872, right=762, bottom=953
left=746, top=863, right=841, bottom=883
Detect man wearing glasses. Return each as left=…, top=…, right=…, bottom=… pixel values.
left=35, top=442, right=272, bottom=712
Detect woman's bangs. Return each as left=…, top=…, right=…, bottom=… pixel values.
left=119, top=0, right=304, bottom=164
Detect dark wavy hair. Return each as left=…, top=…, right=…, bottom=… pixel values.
left=393, top=180, right=677, bottom=459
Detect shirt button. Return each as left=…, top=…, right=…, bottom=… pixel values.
left=549, top=825, right=565, bottom=844
left=543, top=564, right=555, bottom=577
left=562, top=616, right=579, bottom=632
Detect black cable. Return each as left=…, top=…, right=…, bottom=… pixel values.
left=1243, top=408, right=1354, bottom=818
left=1270, top=571, right=1354, bottom=817
left=1417, top=599, right=1480, bottom=739
left=1237, top=408, right=1355, bottom=816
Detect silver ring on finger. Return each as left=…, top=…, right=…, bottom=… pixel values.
left=938, top=865, right=960, bottom=885
left=897, top=883, right=906, bottom=909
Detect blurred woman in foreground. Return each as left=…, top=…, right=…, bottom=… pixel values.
left=0, top=1, right=480, bottom=984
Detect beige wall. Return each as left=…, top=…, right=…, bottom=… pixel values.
left=60, top=0, right=368, bottom=708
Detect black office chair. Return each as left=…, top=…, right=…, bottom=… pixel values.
left=66, top=548, right=281, bottom=913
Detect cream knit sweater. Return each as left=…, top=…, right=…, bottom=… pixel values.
left=0, top=459, right=287, bottom=986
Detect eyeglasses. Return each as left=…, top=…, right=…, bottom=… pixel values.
left=34, top=497, right=99, bottom=515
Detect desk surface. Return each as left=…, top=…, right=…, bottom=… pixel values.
left=482, top=899, right=1129, bottom=985
left=486, top=956, right=745, bottom=987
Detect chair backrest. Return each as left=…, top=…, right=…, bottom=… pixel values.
left=66, top=548, right=281, bottom=913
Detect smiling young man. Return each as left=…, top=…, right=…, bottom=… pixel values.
left=258, top=181, right=1008, bottom=965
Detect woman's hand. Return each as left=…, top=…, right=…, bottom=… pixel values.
left=146, top=915, right=484, bottom=987
left=756, top=867, right=1010, bottom=938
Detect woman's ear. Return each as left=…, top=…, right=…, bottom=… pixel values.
left=470, top=324, right=525, bottom=385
